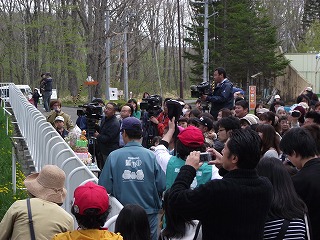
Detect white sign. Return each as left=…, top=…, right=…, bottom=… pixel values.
left=109, top=88, right=118, bottom=100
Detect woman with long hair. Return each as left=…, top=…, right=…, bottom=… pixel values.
left=257, top=157, right=309, bottom=239
left=160, top=190, right=202, bottom=240
left=128, top=98, right=141, bottom=120
left=256, top=124, right=281, bottom=159
left=115, top=204, right=151, bottom=240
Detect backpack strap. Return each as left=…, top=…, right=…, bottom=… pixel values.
left=27, top=198, right=36, bottom=240
left=275, top=219, right=290, bottom=240
left=193, top=221, right=202, bottom=240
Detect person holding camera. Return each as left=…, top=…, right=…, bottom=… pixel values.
left=167, top=129, right=273, bottom=239
left=47, top=100, right=74, bottom=131
left=154, top=117, right=221, bottom=191
left=201, top=67, right=234, bottom=120
left=150, top=98, right=170, bottom=137
left=94, top=102, right=120, bottom=169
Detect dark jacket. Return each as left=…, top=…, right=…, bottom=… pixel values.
left=97, top=115, right=120, bottom=156
left=44, top=77, right=53, bottom=92
left=56, top=128, right=69, bottom=139
left=292, top=158, right=320, bottom=240
left=168, top=165, right=272, bottom=240
left=206, top=79, right=234, bottom=120
left=32, top=91, right=40, bottom=102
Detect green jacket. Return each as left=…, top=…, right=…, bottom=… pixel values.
left=166, top=155, right=212, bottom=190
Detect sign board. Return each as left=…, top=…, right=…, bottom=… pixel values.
left=249, top=86, right=256, bottom=110
left=109, top=88, right=118, bottom=100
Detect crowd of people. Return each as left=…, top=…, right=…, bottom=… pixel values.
left=1, top=67, right=320, bottom=240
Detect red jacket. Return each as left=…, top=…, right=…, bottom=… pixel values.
left=156, top=111, right=169, bottom=136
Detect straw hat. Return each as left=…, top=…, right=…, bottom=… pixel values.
left=24, top=165, right=67, bottom=204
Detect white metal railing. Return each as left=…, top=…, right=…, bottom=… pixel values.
left=4, top=83, right=122, bottom=229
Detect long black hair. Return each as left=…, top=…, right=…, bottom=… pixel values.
left=255, top=124, right=280, bottom=156
left=115, top=204, right=151, bottom=240
left=256, top=157, right=307, bottom=219
left=162, top=190, right=195, bottom=238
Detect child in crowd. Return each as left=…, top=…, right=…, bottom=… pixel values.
left=54, top=116, right=69, bottom=139
left=52, top=182, right=122, bottom=240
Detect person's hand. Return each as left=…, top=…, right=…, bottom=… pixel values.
left=150, top=116, right=159, bottom=125
left=168, top=117, right=175, bottom=130
left=201, top=95, right=207, bottom=101
left=54, top=107, right=61, bottom=113
left=93, top=131, right=99, bottom=138
left=186, top=151, right=203, bottom=170
left=206, top=148, right=223, bottom=169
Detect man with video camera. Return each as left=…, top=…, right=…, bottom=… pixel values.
left=149, top=98, right=171, bottom=137
left=94, top=102, right=120, bottom=169
left=201, top=67, right=234, bottom=120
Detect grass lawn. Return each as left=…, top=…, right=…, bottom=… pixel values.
left=0, top=108, right=28, bottom=220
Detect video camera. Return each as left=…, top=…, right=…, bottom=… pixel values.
left=77, top=103, right=103, bottom=120
left=190, top=81, right=211, bottom=98
left=166, top=99, right=183, bottom=121
left=140, top=95, right=162, bottom=117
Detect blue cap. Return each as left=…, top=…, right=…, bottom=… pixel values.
left=121, top=117, right=142, bottom=132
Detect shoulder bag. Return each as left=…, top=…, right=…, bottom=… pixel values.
left=27, top=198, right=36, bottom=240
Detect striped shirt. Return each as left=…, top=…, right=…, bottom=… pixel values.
left=264, top=218, right=306, bottom=239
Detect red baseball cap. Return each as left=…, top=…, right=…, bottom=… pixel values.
left=73, top=182, right=109, bottom=215
left=177, top=126, right=204, bottom=147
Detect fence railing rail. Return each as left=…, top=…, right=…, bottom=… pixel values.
left=2, top=83, right=122, bottom=231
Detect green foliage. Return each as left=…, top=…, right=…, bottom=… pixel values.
left=297, top=20, right=320, bottom=52
left=0, top=109, right=28, bottom=220
left=184, top=0, right=289, bottom=87
left=302, top=0, right=320, bottom=31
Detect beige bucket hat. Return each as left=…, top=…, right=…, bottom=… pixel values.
left=24, top=165, right=67, bottom=204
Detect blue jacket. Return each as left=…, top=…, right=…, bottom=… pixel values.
left=98, top=141, right=165, bottom=214
left=206, top=79, right=234, bottom=119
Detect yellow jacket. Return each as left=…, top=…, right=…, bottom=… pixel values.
left=52, top=229, right=123, bottom=240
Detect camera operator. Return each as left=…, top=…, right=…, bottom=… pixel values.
left=154, top=117, right=221, bottom=191
left=201, top=67, right=234, bottom=120
left=140, top=95, right=163, bottom=148
left=94, top=102, right=120, bottom=169
left=149, top=98, right=171, bottom=137
left=76, top=98, right=105, bottom=131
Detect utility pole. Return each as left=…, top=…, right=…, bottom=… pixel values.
left=190, top=0, right=219, bottom=87
left=105, top=10, right=111, bottom=100
left=123, top=22, right=129, bottom=101
left=177, top=0, right=184, bottom=98
left=190, top=0, right=212, bottom=83
left=203, top=0, right=209, bottom=83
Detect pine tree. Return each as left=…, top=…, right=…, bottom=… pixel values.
left=184, top=0, right=289, bottom=89
left=302, top=0, right=320, bottom=32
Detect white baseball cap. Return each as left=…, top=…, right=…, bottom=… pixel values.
left=54, top=116, right=64, bottom=122
left=274, top=94, right=280, bottom=99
